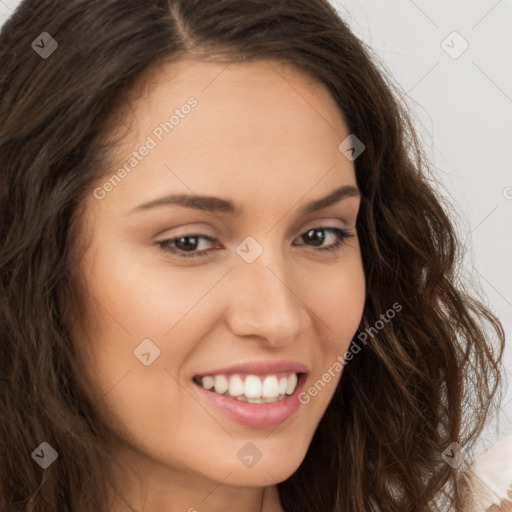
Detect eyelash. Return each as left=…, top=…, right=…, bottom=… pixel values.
left=156, top=226, right=355, bottom=259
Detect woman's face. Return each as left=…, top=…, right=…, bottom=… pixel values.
left=72, top=58, right=365, bottom=505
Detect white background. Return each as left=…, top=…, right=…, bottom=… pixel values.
left=1, top=0, right=511, bottom=455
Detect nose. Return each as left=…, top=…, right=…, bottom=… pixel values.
left=225, top=251, right=312, bottom=347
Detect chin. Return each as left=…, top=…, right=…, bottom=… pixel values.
left=221, top=462, right=301, bottom=488
left=222, top=444, right=308, bottom=487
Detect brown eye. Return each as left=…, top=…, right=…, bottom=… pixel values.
left=157, top=234, right=218, bottom=258
left=295, top=227, right=354, bottom=253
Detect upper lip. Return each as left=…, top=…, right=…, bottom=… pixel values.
left=194, top=360, right=309, bottom=377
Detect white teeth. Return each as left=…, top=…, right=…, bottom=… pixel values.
left=278, top=377, right=288, bottom=395
left=285, top=373, right=298, bottom=395
left=228, top=374, right=244, bottom=397
left=202, top=375, right=214, bottom=390
left=214, top=375, right=228, bottom=395
left=262, top=375, right=280, bottom=398
left=197, top=372, right=300, bottom=401
left=244, top=375, right=262, bottom=398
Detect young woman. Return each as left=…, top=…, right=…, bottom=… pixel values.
left=0, top=1, right=506, bottom=511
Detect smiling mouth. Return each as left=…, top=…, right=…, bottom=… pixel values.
left=192, top=372, right=303, bottom=404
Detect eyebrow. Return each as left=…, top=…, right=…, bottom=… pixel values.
left=132, top=184, right=361, bottom=216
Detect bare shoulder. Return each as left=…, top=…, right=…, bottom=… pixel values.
left=460, top=436, right=512, bottom=512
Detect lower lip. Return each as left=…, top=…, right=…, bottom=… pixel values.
left=193, top=374, right=307, bottom=429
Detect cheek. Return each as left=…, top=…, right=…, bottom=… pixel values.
left=71, top=256, right=192, bottom=446
left=73, top=241, right=242, bottom=434
left=290, top=252, right=366, bottom=427
left=79, top=239, right=222, bottom=343
left=307, top=252, right=366, bottom=350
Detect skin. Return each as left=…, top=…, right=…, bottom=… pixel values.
left=70, top=58, right=366, bottom=512
left=488, top=501, right=512, bottom=512
left=486, top=488, right=512, bottom=511
left=462, top=460, right=512, bottom=512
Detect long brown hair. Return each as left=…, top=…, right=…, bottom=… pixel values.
left=0, top=1, right=505, bottom=510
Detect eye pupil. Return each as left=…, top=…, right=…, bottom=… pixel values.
left=176, top=236, right=198, bottom=251
left=305, top=229, right=325, bottom=246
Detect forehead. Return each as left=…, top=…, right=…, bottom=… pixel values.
left=114, top=57, right=348, bottom=150
left=91, top=58, right=356, bottom=217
